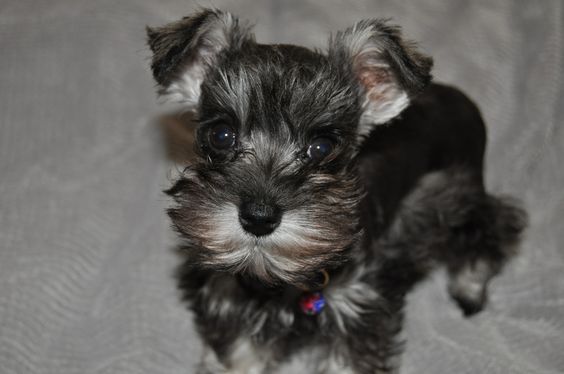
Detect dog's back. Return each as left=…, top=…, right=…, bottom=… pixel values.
left=359, top=83, right=526, bottom=314
left=359, top=83, right=487, bottom=229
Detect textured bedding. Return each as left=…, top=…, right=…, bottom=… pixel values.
left=1, top=1, right=563, bottom=373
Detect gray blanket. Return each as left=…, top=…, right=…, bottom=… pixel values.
left=1, top=1, right=563, bottom=373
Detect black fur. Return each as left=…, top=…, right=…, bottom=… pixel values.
left=147, top=9, right=253, bottom=87
left=147, top=9, right=527, bottom=373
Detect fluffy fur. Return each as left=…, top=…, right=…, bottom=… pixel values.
left=147, top=9, right=527, bottom=373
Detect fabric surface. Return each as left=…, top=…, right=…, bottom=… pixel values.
left=1, top=1, right=563, bottom=373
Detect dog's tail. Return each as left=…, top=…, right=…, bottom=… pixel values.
left=483, top=194, right=528, bottom=264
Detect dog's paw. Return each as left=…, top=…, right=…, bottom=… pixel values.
left=449, top=287, right=487, bottom=316
left=447, top=261, right=493, bottom=316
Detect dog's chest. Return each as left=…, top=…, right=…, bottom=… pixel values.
left=195, top=268, right=381, bottom=341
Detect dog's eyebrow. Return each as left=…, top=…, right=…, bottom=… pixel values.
left=197, top=111, right=241, bottom=131
left=306, top=122, right=344, bottom=136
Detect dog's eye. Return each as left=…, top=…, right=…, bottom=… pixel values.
left=209, top=124, right=236, bottom=150
left=307, top=137, right=334, bottom=161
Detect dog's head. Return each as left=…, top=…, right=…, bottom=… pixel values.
left=147, top=9, right=432, bottom=285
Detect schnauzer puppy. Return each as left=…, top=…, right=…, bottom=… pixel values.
left=147, top=9, right=526, bottom=373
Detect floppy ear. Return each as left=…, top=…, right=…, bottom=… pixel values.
left=146, top=9, right=254, bottom=110
left=329, top=20, right=433, bottom=137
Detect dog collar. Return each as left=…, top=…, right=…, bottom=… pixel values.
left=299, top=269, right=329, bottom=315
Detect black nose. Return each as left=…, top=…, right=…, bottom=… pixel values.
left=239, top=201, right=282, bottom=237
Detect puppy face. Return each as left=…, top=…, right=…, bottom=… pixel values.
left=147, top=9, right=432, bottom=285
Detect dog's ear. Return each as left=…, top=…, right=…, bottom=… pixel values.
left=147, top=9, right=254, bottom=110
left=329, top=20, right=433, bottom=137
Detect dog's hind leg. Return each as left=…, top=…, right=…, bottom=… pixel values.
left=444, top=192, right=527, bottom=315
left=375, top=169, right=527, bottom=315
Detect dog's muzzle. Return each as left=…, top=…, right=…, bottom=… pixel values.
left=238, top=201, right=282, bottom=237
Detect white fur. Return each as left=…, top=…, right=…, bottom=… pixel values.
left=325, top=266, right=380, bottom=333
left=159, top=72, right=203, bottom=110
left=245, top=130, right=300, bottom=172
left=299, top=345, right=357, bottom=374
left=216, top=68, right=251, bottom=124
left=318, top=355, right=357, bottom=374
left=198, top=348, right=227, bottom=374
left=359, top=89, right=409, bottom=136
left=199, top=340, right=266, bottom=374
left=341, top=23, right=411, bottom=136
left=448, top=260, right=492, bottom=303
left=204, top=204, right=324, bottom=281
left=159, top=12, right=238, bottom=110
left=228, top=339, right=268, bottom=374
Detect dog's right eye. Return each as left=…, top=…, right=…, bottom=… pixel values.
left=209, top=124, right=236, bottom=150
left=307, top=137, right=335, bottom=161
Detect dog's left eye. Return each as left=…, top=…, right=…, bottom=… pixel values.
left=307, top=137, right=335, bottom=161
left=209, top=124, right=236, bottom=150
